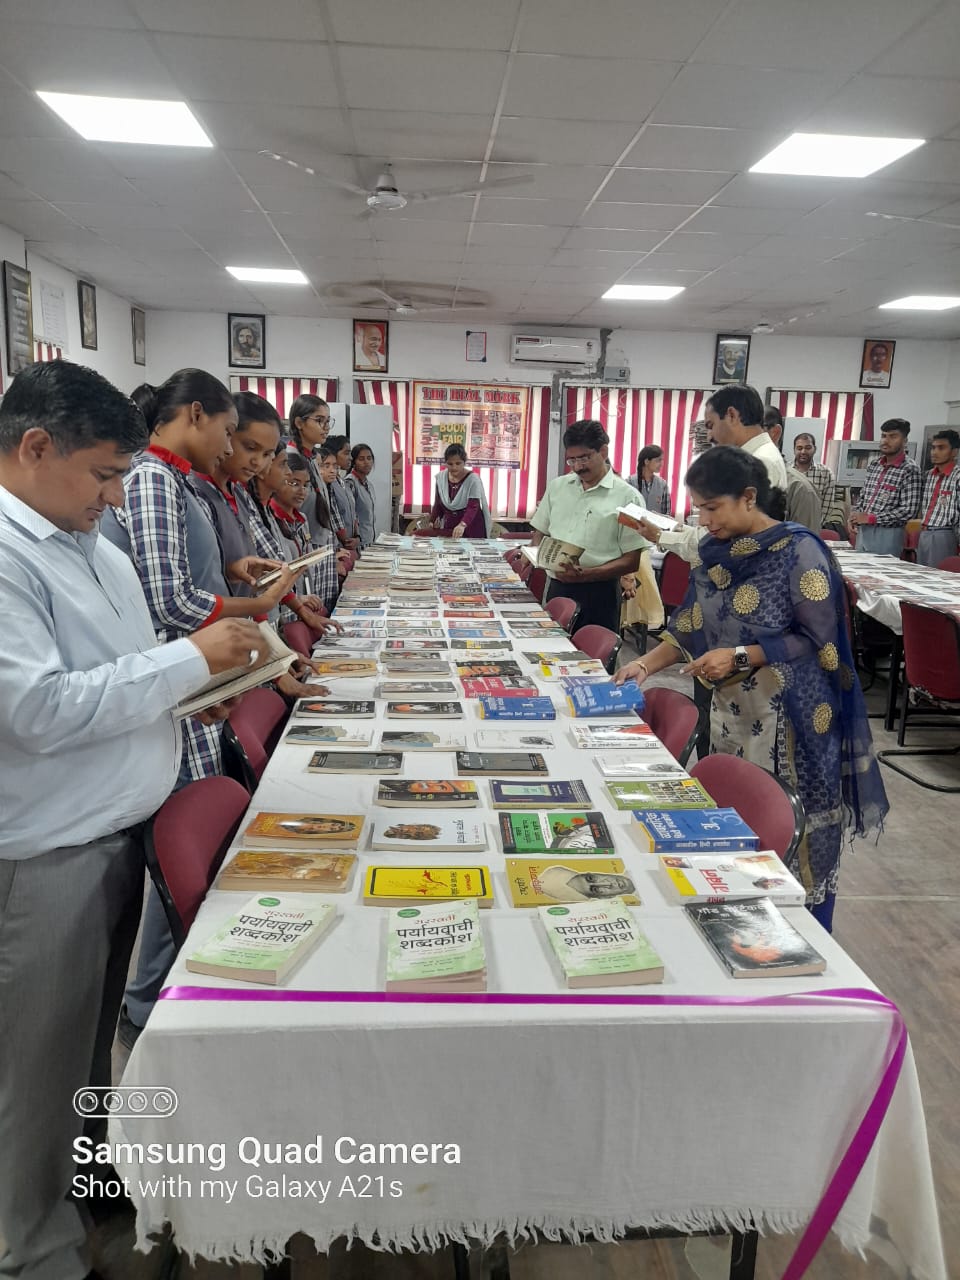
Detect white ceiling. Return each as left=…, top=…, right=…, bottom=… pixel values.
left=2, top=0, right=960, bottom=335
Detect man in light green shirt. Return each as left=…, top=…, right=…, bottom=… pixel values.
left=530, top=419, right=645, bottom=632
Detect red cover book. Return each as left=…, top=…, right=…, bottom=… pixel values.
left=461, top=677, right=540, bottom=699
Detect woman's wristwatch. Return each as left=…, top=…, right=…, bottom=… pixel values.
left=733, top=645, right=750, bottom=672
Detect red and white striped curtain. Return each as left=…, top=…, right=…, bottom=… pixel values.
left=768, top=389, right=875, bottom=455
left=355, top=379, right=551, bottom=521
left=564, top=385, right=714, bottom=516
left=35, top=341, right=63, bottom=362
left=229, top=375, right=339, bottom=424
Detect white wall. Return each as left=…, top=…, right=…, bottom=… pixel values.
left=0, top=220, right=145, bottom=394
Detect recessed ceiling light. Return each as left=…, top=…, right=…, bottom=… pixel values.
left=749, top=132, right=924, bottom=178
left=226, top=267, right=309, bottom=285
left=879, top=295, right=960, bottom=310
left=37, top=91, right=212, bottom=146
left=602, top=285, right=685, bottom=301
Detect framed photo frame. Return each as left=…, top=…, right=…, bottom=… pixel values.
left=78, top=280, right=98, bottom=350
left=859, top=338, right=895, bottom=390
left=131, top=306, right=146, bottom=367
left=228, top=313, right=266, bottom=369
left=3, top=260, right=34, bottom=376
left=713, top=334, right=750, bottom=385
left=353, top=318, right=389, bottom=374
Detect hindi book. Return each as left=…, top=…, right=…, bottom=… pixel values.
left=283, top=724, right=373, bottom=747
left=386, top=700, right=464, bottom=719
left=455, top=751, right=549, bottom=776
left=305, top=750, right=402, bottom=775
left=684, top=899, right=825, bottom=978
left=374, top=779, right=480, bottom=808
left=632, top=807, right=758, bottom=853
left=477, top=696, right=556, bottom=720
left=498, top=810, right=614, bottom=855
left=293, top=699, right=376, bottom=718
left=490, top=779, right=591, bottom=809
left=659, top=852, right=806, bottom=906
left=385, top=899, right=486, bottom=991
left=185, top=894, right=337, bottom=985
left=567, top=683, right=646, bottom=718
left=538, top=898, right=663, bottom=988
left=370, top=814, right=487, bottom=852
left=364, top=864, right=493, bottom=907
left=606, top=779, right=715, bottom=811
left=215, top=851, right=357, bottom=893
left=507, top=857, right=637, bottom=907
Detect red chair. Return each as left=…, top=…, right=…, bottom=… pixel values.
left=937, top=556, right=960, bottom=573
left=504, top=547, right=524, bottom=569
left=658, top=551, right=691, bottom=611
left=572, top=624, right=622, bottom=673
left=528, top=566, right=548, bottom=603
left=517, top=558, right=534, bottom=583
left=145, top=777, right=250, bottom=947
left=641, top=687, right=702, bottom=766
left=226, top=687, right=289, bottom=786
left=545, top=596, right=581, bottom=633
left=819, top=529, right=841, bottom=542
left=283, top=620, right=314, bottom=657
left=877, top=603, right=960, bottom=792
left=688, top=755, right=805, bottom=862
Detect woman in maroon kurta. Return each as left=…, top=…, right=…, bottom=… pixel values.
left=430, top=443, right=491, bottom=538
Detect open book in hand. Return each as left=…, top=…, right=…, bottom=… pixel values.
left=616, top=503, right=676, bottom=533
left=176, top=622, right=296, bottom=719
left=521, top=537, right=584, bottom=571
left=255, top=545, right=334, bottom=587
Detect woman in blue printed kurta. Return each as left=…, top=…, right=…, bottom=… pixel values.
left=616, top=447, right=888, bottom=930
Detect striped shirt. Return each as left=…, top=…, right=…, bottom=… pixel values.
left=795, top=461, right=834, bottom=526
left=854, top=451, right=923, bottom=528
left=920, top=461, right=959, bottom=531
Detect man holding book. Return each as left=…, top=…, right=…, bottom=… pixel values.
left=0, top=362, right=266, bottom=1280
left=530, top=420, right=646, bottom=632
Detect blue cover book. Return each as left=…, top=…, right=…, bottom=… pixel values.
left=566, top=683, right=645, bottom=717
left=478, top=696, right=556, bottom=720
left=632, top=807, right=759, bottom=853
left=490, top=779, right=591, bottom=808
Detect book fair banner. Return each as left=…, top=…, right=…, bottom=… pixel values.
left=411, top=380, right=529, bottom=470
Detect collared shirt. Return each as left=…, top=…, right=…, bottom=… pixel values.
left=0, top=485, right=208, bottom=859
left=636, top=473, right=671, bottom=516
left=530, top=469, right=646, bottom=577
left=742, top=432, right=788, bottom=491
left=345, top=470, right=377, bottom=547
left=854, top=451, right=923, bottom=527
left=920, top=460, right=959, bottom=531
left=795, top=460, right=834, bottom=525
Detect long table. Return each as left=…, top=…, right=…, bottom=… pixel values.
left=112, top=540, right=946, bottom=1280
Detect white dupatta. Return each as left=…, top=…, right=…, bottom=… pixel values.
left=436, top=468, right=492, bottom=535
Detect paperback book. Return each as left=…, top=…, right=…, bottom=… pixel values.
left=381, top=657, right=451, bottom=675
left=606, top=779, right=715, bottom=811
left=283, top=724, right=373, bottom=748
left=384, top=639, right=449, bottom=651
left=658, top=851, right=806, bottom=906
left=379, top=730, right=467, bottom=751
left=490, top=779, right=592, bottom=809
left=307, top=658, right=380, bottom=680
left=450, top=639, right=512, bottom=651
left=455, top=751, right=549, bottom=776
left=364, top=864, right=493, bottom=907
left=521, top=537, right=583, bottom=571
left=477, top=696, right=556, bottom=721
left=567, top=683, right=646, bottom=718
left=385, top=899, right=486, bottom=991
left=569, top=722, right=655, bottom=749
left=369, top=814, right=486, bottom=852
left=538, top=660, right=608, bottom=681
left=185, top=894, right=337, bottom=985
left=386, top=700, right=464, bottom=719
left=506, top=857, right=637, bottom=907
left=498, top=810, right=614, bottom=855
left=616, top=502, right=677, bottom=534
left=460, top=677, right=539, bottom=699
left=378, top=680, right=459, bottom=696
left=595, top=757, right=688, bottom=779
left=474, top=730, right=556, bottom=750
left=632, top=807, right=758, bottom=853
left=215, top=851, right=357, bottom=893
left=684, top=898, right=825, bottom=979
left=175, top=622, right=296, bottom=719
left=242, top=812, right=364, bottom=850
left=445, top=627, right=507, bottom=639
left=374, top=780, right=480, bottom=808
left=293, top=699, right=376, bottom=718
left=455, top=660, right=524, bottom=678
left=305, top=750, right=403, bottom=775
left=509, top=623, right=566, bottom=638
left=538, top=898, right=663, bottom=988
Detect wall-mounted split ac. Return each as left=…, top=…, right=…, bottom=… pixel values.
left=510, top=333, right=599, bottom=369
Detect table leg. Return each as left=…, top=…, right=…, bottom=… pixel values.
left=451, top=1241, right=471, bottom=1280
left=728, top=1228, right=758, bottom=1280
left=885, top=634, right=904, bottom=732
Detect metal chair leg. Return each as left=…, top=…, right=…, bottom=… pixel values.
left=728, top=1228, right=759, bottom=1280
left=451, top=1241, right=471, bottom=1280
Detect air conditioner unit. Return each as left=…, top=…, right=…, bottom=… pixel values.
left=510, top=334, right=599, bottom=368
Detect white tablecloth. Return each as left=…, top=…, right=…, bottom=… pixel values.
left=833, top=549, right=960, bottom=635
left=112, top=556, right=946, bottom=1278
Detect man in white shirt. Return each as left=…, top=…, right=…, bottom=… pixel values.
left=0, top=361, right=266, bottom=1280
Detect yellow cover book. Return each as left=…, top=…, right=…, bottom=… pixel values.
left=363, top=865, right=494, bottom=908
left=505, top=857, right=639, bottom=908
left=215, top=850, right=358, bottom=893
left=242, top=812, right=364, bottom=850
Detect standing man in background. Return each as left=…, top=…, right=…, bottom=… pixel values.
left=849, top=419, right=922, bottom=554
left=531, top=419, right=645, bottom=633
left=791, top=431, right=836, bottom=528
left=916, top=429, right=959, bottom=566
left=762, top=407, right=823, bottom=532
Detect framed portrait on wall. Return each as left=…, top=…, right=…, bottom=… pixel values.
left=859, top=338, right=895, bottom=389
left=78, top=280, right=98, bottom=350
left=353, top=318, right=389, bottom=373
left=3, top=261, right=34, bottom=375
left=228, top=313, right=265, bottom=369
left=131, top=307, right=146, bottom=366
left=713, top=334, right=750, bottom=384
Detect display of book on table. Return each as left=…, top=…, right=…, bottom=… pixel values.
left=538, top=897, right=664, bottom=988
left=254, top=544, right=334, bottom=587
left=214, top=850, right=358, bottom=893
left=363, top=864, right=494, bottom=908
left=184, top=894, right=338, bottom=985
left=175, top=622, right=296, bottom=719
left=385, top=899, right=487, bottom=991
left=506, top=857, right=638, bottom=907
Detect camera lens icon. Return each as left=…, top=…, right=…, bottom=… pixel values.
left=72, top=1086, right=179, bottom=1119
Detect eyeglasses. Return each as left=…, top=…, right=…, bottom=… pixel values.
left=307, top=414, right=333, bottom=428
left=565, top=450, right=597, bottom=467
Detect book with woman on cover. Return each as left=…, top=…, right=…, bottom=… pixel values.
left=242, top=812, right=364, bottom=850
left=215, top=850, right=357, bottom=893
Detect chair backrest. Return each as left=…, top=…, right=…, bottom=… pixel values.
left=819, top=529, right=840, bottom=542
left=688, top=754, right=805, bottom=862
left=659, top=551, right=691, bottom=610
left=283, top=620, right=314, bottom=657
left=517, top=557, right=534, bottom=583
left=545, top=595, right=581, bottom=633
left=527, top=566, right=548, bottom=603
left=901, top=602, right=960, bottom=701
left=937, top=555, right=960, bottom=574
left=145, top=777, right=250, bottom=947
left=641, top=686, right=702, bottom=765
left=572, top=624, right=622, bottom=671
left=228, top=687, right=289, bottom=784
left=504, top=547, right=524, bottom=568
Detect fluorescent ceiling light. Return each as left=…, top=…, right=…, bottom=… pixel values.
left=749, top=132, right=924, bottom=178
left=37, top=91, right=212, bottom=146
left=602, top=284, right=685, bottom=301
left=226, top=267, right=309, bottom=285
left=879, top=295, right=960, bottom=311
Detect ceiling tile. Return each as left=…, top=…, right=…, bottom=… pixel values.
left=454, top=265, right=542, bottom=282
left=483, top=163, right=609, bottom=200
left=711, top=174, right=859, bottom=210
left=651, top=65, right=842, bottom=129
left=350, top=110, right=495, bottom=162
left=151, top=36, right=339, bottom=106
left=744, top=235, right=865, bottom=261
left=580, top=202, right=698, bottom=232
left=872, top=141, right=960, bottom=186
left=53, top=202, right=193, bottom=231
left=801, top=75, right=960, bottom=137
left=550, top=249, right=649, bottom=269
left=622, top=125, right=783, bottom=173
left=8, top=170, right=152, bottom=204
left=327, top=0, right=520, bottom=50
left=601, top=169, right=734, bottom=204
left=0, top=0, right=139, bottom=22
left=462, top=243, right=554, bottom=265
left=473, top=196, right=586, bottom=227
left=339, top=47, right=508, bottom=114
left=683, top=205, right=801, bottom=234
left=130, top=0, right=329, bottom=38
left=190, top=104, right=353, bottom=156
left=374, top=219, right=469, bottom=245
left=869, top=4, right=960, bottom=78
left=502, top=55, right=681, bottom=123
left=492, top=117, right=642, bottom=166
left=468, top=223, right=567, bottom=249
left=562, top=227, right=666, bottom=251
left=518, top=0, right=728, bottom=60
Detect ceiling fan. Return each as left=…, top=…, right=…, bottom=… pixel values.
left=326, top=283, right=490, bottom=315
left=259, top=151, right=532, bottom=211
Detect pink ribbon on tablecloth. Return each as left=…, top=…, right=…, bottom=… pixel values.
left=158, top=984, right=905, bottom=1280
